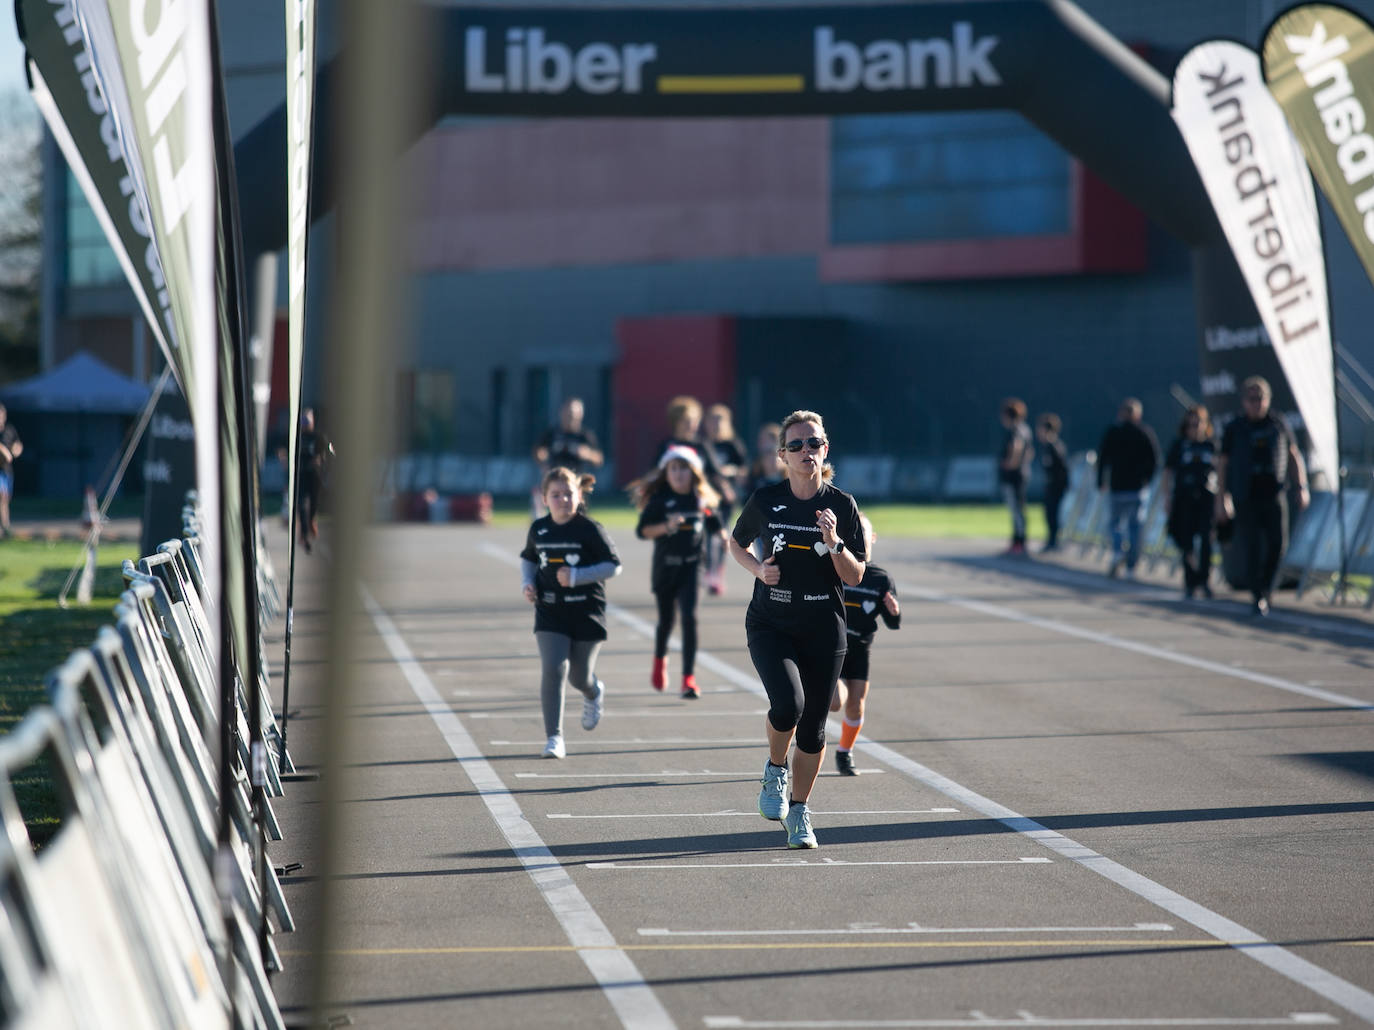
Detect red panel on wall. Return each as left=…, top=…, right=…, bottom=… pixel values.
left=614, top=315, right=737, bottom=486
left=817, top=162, right=1147, bottom=283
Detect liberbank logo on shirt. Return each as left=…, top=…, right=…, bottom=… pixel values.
left=461, top=22, right=999, bottom=96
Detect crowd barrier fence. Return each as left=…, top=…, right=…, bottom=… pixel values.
left=2, top=500, right=293, bottom=1028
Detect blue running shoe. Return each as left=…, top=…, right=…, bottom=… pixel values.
left=758, top=760, right=789, bottom=821
left=784, top=801, right=817, bottom=849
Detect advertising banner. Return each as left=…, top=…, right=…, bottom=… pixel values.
left=1173, top=40, right=1336, bottom=478
left=1264, top=4, right=1374, bottom=291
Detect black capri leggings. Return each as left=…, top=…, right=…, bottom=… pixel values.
left=747, top=618, right=845, bottom=754
left=654, top=568, right=700, bottom=675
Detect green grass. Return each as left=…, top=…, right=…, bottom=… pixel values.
left=0, top=538, right=127, bottom=846
left=487, top=497, right=1046, bottom=540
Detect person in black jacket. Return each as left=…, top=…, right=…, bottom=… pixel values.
left=830, top=513, right=900, bottom=777
left=1214, top=377, right=1310, bottom=616
left=1163, top=405, right=1218, bottom=599
left=1036, top=413, right=1069, bottom=552
left=997, top=398, right=1034, bottom=555
left=1096, top=398, right=1161, bottom=578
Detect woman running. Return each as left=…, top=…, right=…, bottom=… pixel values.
left=831, top=513, right=900, bottom=776
left=729, top=410, right=867, bottom=849
left=631, top=446, right=726, bottom=699
left=520, top=467, right=621, bottom=758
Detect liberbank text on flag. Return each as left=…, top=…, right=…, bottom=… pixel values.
left=1173, top=40, right=1336, bottom=480
left=1264, top=5, right=1374, bottom=289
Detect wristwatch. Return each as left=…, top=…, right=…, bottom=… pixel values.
left=828, top=539, right=846, bottom=555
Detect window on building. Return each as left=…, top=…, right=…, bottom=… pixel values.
left=830, top=111, right=1071, bottom=245
left=65, top=170, right=124, bottom=286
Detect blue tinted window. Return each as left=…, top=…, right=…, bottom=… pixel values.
left=65, top=169, right=124, bottom=287
left=830, top=111, right=1071, bottom=244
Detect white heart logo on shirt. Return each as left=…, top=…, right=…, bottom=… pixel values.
left=566, top=553, right=580, bottom=566
left=813, top=541, right=828, bottom=556
left=862, top=600, right=877, bottom=614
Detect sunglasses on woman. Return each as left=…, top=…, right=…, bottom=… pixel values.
left=783, top=436, right=826, bottom=453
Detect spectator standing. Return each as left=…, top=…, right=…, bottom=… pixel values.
left=1163, top=405, right=1218, bottom=599
left=742, top=421, right=784, bottom=502
left=728, top=410, right=867, bottom=849
left=520, top=467, right=621, bottom=758
left=997, top=399, right=1033, bottom=555
left=701, top=403, right=745, bottom=594
left=0, top=404, right=21, bottom=538
left=1214, top=377, right=1309, bottom=616
left=1036, top=413, right=1069, bottom=552
left=532, top=397, right=604, bottom=516
left=1097, top=398, right=1160, bottom=578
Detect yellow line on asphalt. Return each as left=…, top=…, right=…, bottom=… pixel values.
left=657, top=74, right=804, bottom=93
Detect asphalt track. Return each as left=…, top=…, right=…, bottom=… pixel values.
left=265, top=521, right=1374, bottom=1029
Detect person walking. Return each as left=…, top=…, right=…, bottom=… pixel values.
left=0, top=404, right=21, bottom=538
left=1163, top=405, right=1218, bottom=599
left=520, top=466, right=621, bottom=758
left=1214, top=377, right=1309, bottom=616
left=997, top=399, right=1033, bottom=555
left=1096, top=398, right=1160, bottom=578
left=700, top=403, right=745, bottom=595
left=631, top=446, right=726, bottom=699
left=831, top=513, right=900, bottom=777
left=297, top=407, right=332, bottom=554
left=728, top=410, right=867, bottom=849
left=1036, top=413, right=1069, bottom=552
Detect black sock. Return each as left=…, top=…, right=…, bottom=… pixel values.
left=768, top=758, right=788, bottom=771
left=789, top=797, right=805, bottom=807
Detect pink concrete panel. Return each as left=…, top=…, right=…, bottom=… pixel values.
left=409, top=119, right=830, bottom=270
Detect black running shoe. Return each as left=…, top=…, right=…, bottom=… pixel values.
left=835, top=750, right=857, bottom=776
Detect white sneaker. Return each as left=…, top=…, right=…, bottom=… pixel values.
left=542, top=735, right=565, bottom=759
left=582, top=680, right=604, bottom=731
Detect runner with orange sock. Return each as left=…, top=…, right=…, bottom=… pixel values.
left=831, top=514, right=900, bottom=776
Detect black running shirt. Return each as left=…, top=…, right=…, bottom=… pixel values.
left=521, top=513, right=620, bottom=640
left=732, top=479, right=866, bottom=631
left=636, top=486, right=723, bottom=592
left=843, top=564, right=901, bottom=645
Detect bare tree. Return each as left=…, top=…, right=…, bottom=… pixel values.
left=0, top=88, right=40, bottom=378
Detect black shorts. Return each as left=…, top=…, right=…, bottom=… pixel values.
left=746, top=616, right=845, bottom=754
left=839, top=639, right=870, bottom=682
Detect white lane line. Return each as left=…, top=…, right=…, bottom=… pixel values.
left=703, top=1014, right=1337, bottom=1028
left=640, top=922, right=1174, bottom=937
left=478, top=541, right=1374, bottom=1023
left=491, top=738, right=759, bottom=746
left=588, top=858, right=1054, bottom=870
left=906, top=584, right=1374, bottom=712
left=516, top=771, right=771, bottom=779
left=469, top=710, right=767, bottom=719
left=360, top=586, right=674, bottom=1030
left=548, top=809, right=958, bottom=819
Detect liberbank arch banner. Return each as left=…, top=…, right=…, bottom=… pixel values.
left=1264, top=5, right=1374, bottom=292
left=445, top=5, right=1018, bottom=115
left=1172, top=40, right=1336, bottom=480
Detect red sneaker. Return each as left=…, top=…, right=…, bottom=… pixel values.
left=681, top=675, right=700, bottom=700
left=651, top=656, right=667, bottom=691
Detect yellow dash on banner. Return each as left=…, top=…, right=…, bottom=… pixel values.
left=658, top=75, right=805, bottom=94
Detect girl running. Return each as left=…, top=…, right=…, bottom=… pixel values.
left=520, top=467, right=621, bottom=758
left=831, top=513, right=901, bottom=776
left=729, top=410, right=867, bottom=849
left=632, top=446, right=727, bottom=699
